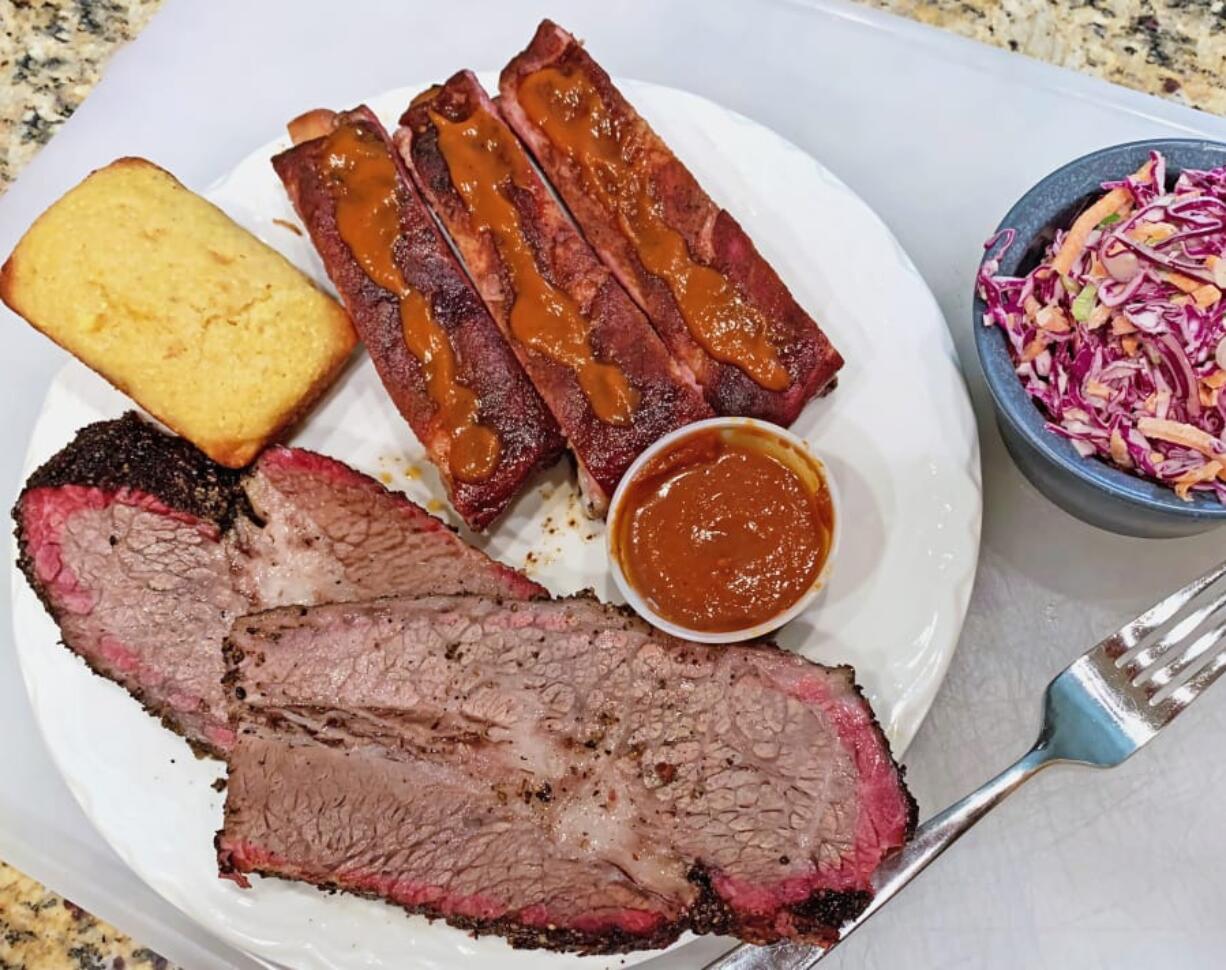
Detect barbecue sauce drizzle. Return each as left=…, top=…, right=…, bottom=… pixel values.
left=322, top=121, right=500, bottom=483
left=517, top=68, right=790, bottom=392
left=429, top=105, right=639, bottom=427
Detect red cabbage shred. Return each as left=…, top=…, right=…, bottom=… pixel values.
left=978, top=151, right=1226, bottom=503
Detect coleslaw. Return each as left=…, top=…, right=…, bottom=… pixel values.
left=978, top=151, right=1226, bottom=502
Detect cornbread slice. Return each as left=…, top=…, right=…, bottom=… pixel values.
left=0, top=158, right=357, bottom=467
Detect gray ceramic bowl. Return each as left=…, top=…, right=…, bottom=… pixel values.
left=973, top=138, right=1226, bottom=539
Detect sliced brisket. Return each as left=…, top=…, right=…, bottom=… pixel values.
left=13, top=414, right=545, bottom=757
left=16, top=416, right=249, bottom=752
left=229, top=445, right=544, bottom=607
left=499, top=21, right=843, bottom=425
left=219, top=594, right=915, bottom=953
left=397, top=72, right=711, bottom=515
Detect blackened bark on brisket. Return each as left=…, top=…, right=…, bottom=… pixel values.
left=13, top=414, right=545, bottom=758
left=19, top=411, right=249, bottom=530
left=219, top=594, right=916, bottom=953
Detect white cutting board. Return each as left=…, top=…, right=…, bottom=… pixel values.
left=1, top=2, right=1225, bottom=969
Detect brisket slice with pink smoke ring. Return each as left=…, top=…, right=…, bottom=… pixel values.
left=499, top=20, right=844, bottom=426
left=397, top=71, right=711, bottom=516
left=13, top=413, right=546, bottom=758
left=218, top=594, right=915, bottom=953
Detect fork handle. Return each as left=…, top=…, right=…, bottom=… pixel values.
left=702, top=746, right=1053, bottom=970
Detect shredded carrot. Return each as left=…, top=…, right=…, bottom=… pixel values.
left=1164, top=271, right=1202, bottom=294
left=1051, top=190, right=1129, bottom=277
left=1021, top=336, right=1048, bottom=362
left=1035, top=306, right=1071, bottom=333
left=1193, top=284, right=1222, bottom=309
left=1050, top=160, right=1152, bottom=278
left=1175, top=461, right=1223, bottom=500
left=1137, top=417, right=1225, bottom=458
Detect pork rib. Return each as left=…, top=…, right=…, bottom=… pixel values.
left=499, top=21, right=843, bottom=425
left=12, top=414, right=545, bottom=756
left=218, top=594, right=915, bottom=953
left=272, top=106, right=564, bottom=530
left=397, top=72, right=710, bottom=515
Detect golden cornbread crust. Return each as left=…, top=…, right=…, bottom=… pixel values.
left=0, top=157, right=357, bottom=468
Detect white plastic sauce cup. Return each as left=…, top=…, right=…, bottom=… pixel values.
left=606, top=416, right=840, bottom=644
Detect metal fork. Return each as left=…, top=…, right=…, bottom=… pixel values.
left=705, top=559, right=1226, bottom=970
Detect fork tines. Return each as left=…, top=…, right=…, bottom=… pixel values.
left=1099, top=560, right=1226, bottom=714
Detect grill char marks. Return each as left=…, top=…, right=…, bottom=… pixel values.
left=397, top=72, right=711, bottom=515
left=13, top=415, right=546, bottom=757
left=218, top=594, right=915, bottom=953
left=499, top=20, right=843, bottom=425
left=272, top=106, right=564, bottom=531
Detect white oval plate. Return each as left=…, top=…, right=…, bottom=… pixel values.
left=11, top=76, right=981, bottom=970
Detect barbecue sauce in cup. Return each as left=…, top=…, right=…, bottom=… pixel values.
left=609, top=420, right=835, bottom=639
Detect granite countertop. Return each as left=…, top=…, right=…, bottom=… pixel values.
left=1, top=0, right=1224, bottom=966
left=1, top=0, right=1223, bottom=194
left=0, top=863, right=171, bottom=970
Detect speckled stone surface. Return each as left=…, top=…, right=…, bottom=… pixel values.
left=0, top=860, right=174, bottom=969
left=0, top=0, right=1224, bottom=964
left=1, top=0, right=1224, bottom=196
left=864, top=0, right=1226, bottom=116
left=1, top=0, right=160, bottom=191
